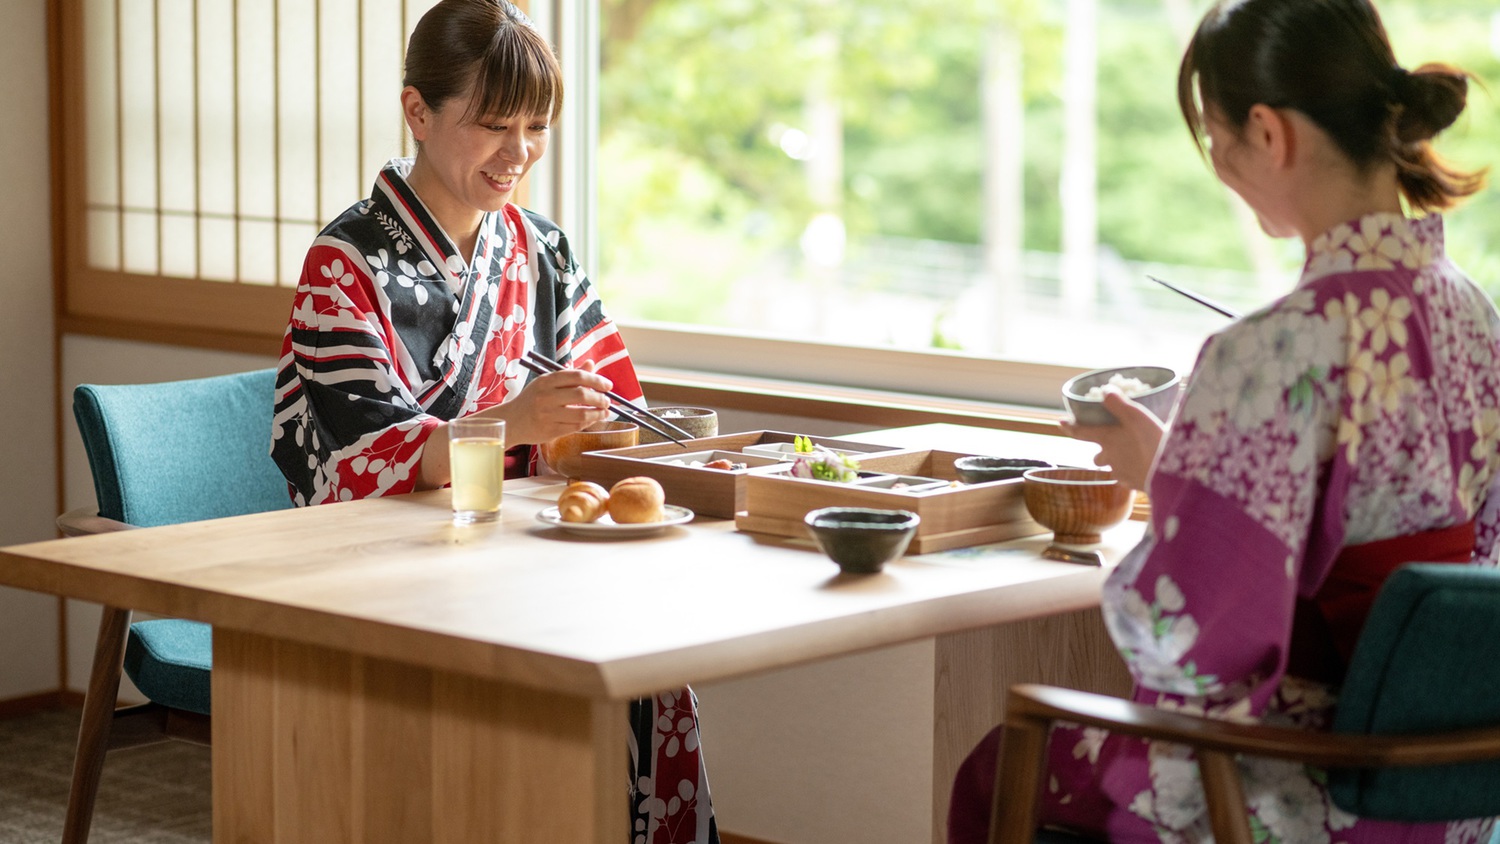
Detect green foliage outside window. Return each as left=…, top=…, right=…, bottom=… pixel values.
left=597, top=0, right=1500, bottom=349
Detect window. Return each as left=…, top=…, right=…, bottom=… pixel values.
left=55, top=0, right=1500, bottom=407
left=593, top=0, right=1500, bottom=404
left=55, top=0, right=425, bottom=351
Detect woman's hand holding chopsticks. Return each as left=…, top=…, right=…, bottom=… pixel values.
left=521, top=351, right=693, bottom=446
left=476, top=360, right=616, bottom=445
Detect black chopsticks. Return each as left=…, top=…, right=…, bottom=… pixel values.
left=519, top=350, right=694, bottom=448
left=1147, top=275, right=1240, bottom=320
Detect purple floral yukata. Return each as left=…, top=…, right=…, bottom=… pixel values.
left=952, top=212, right=1500, bottom=844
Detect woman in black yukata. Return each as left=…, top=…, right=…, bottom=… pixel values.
left=269, top=2, right=718, bottom=841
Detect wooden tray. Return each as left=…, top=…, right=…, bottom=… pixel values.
left=578, top=431, right=908, bottom=519
left=734, top=449, right=1047, bottom=554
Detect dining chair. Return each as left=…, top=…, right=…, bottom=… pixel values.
left=988, top=563, right=1500, bottom=844
left=56, top=367, right=291, bottom=844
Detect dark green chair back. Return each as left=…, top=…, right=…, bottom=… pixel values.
left=1330, top=563, right=1500, bottom=820
left=73, top=368, right=292, bottom=527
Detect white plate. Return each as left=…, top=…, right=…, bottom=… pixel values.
left=535, top=504, right=695, bottom=537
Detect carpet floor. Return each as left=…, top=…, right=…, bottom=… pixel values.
left=0, top=708, right=210, bottom=843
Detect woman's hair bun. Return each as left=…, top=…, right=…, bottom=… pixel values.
left=1393, top=63, right=1469, bottom=144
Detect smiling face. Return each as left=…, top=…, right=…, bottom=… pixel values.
left=402, top=83, right=552, bottom=246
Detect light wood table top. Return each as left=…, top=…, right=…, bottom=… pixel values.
left=0, top=423, right=1139, bottom=701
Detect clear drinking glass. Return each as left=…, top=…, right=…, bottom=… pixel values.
left=449, top=418, right=506, bottom=524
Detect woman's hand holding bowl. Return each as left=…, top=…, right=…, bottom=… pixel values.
left=1060, top=387, right=1165, bottom=491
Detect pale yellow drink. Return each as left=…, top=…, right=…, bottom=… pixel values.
left=449, top=419, right=506, bottom=524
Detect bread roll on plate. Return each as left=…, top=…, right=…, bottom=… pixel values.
left=558, top=481, right=610, bottom=523
left=607, top=477, right=666, bottom=523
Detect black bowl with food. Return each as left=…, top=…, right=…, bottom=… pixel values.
left=953, top=456, right=1053, bottom=484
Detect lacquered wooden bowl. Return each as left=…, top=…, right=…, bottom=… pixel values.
left=539, top=421, right=639, bottom=480
left=1021, top=467, right=1133, bottom=544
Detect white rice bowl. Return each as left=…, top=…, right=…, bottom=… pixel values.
left=1062, top=365, right=1180, bottom=426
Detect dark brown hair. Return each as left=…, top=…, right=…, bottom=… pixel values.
left=404, top=0, right=563, bottom=124
left=1177, top=0, right=1486, bottom=212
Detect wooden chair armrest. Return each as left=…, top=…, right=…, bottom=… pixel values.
left=57, top=507, right=134, bottom=537
left=1007, top=684, right=1500, bottom=768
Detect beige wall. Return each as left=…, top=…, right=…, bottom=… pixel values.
left=0, top=0, right=62, bottom=701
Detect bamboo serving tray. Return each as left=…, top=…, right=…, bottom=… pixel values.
left=578, top=430, right=908, bottom=519
left=734, top=449, right=1048, bottom=554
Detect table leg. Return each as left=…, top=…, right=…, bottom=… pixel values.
left=931, top=607, right=1130, bottom=844
left=213, top=629, right=629, bottom=844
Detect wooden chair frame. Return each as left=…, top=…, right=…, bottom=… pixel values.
left=57, top=507, right=212, bottom=844
left=990, top=683, right=1500, bottom=844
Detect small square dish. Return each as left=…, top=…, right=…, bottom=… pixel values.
left=743, top=442, right=870, bottom=461
left=852, top=474, right=951, bottom=492
left=644, top=450, right=781, bottom=471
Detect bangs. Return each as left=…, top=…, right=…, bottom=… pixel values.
left=1177, top=3, right=1229, bottom=160
left=1177, top=40, right=1208, bottom=158
left=462, top=24, right=563, bottom=124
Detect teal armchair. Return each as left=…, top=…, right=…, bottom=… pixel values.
left=57, top=368, right=290, bottom=843
left=989, top=563, right=1500, bottom=843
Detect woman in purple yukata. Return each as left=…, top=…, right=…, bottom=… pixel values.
left=949, top=0, right=1500, bottom=841
left=269, top=2, right=717, bottom=842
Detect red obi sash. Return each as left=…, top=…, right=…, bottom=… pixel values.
left=504, top=444, right=534, bottom=480
left=1288, top=520, right=1475, bottom=684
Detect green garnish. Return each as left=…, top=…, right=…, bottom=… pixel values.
left=795, top=449, right=861, bottom=483
left=793, top=434, right=815, bottom=453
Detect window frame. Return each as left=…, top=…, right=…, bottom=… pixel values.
left=50, top=0, right=1086, bottom=411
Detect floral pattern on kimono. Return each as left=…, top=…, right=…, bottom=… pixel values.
left=271, top=159, right=718, bottom=844
left=1040, top=213, right=1500, bottom=843
left=271, top=157, right=641, bottom=507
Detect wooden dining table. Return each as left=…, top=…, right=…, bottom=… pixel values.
left=0, top=423, right=1140, bottom=843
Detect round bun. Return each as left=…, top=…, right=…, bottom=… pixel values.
left=558, top=481, right=610, bottom=523
left=607, top=476, right=666, bottom=523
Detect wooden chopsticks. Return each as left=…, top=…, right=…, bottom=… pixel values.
left=518, top=351, right=694, bottom=448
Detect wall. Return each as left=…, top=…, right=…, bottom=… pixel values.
left=0, top=0, right=62, bottom=704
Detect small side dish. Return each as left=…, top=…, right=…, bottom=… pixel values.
left=649, top=449, right=756, bottom=470
left=535, top=504, right=694, bottom=537
left=953, top=456, right=1053, bottom=484
left=804, top=507, right=921, bottom=574
left=790, top=448, right=862, bottom=483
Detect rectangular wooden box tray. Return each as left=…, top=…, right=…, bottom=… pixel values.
left=578, top=431, right=908, bottom=519
left=734, top=449, right=1047, bottom=554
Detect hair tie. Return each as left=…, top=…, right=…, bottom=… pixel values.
left=499, top=0, right=538, bottom=31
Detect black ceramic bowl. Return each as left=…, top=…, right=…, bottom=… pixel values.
left=953, top=456, right=1053, bottom=484
left=804, top=507, right=921, bottom=574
